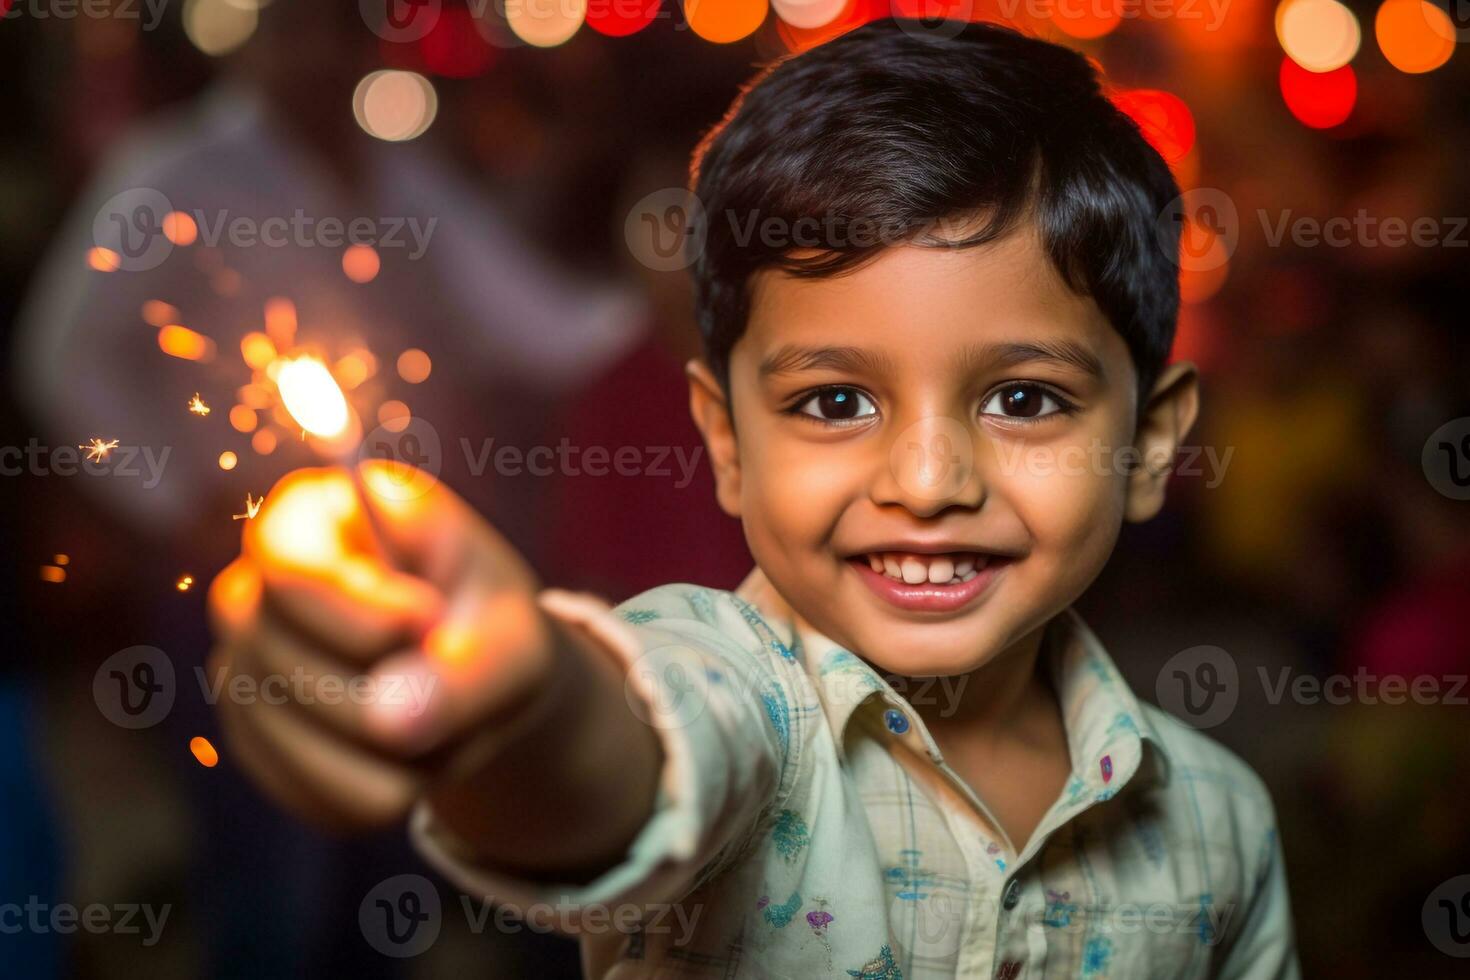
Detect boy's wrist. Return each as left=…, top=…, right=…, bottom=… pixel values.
left=421, top=593, right=664, bottom=882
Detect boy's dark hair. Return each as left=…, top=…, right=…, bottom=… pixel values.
left=689, top=19, right=1182, bottom=402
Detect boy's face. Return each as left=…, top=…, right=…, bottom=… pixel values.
left=690, top=223, right=1197, bottom=678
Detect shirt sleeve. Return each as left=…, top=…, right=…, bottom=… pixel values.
left=1215, top=819, right=1301, bottom=980
left=408, top=583, right=802, bottom=929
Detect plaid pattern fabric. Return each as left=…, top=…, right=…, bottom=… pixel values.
left=412, top=572, right=1299, bottom=979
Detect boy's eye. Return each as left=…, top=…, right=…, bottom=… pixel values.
left=980, top=383, right=1068, bottom=420
left=794, top=386, right=877, bottom=423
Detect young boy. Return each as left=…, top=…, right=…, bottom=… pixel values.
left=209, top=20, right=1299, bottom=979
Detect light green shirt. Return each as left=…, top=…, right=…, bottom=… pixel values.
left=412, top=571, right=1300, bottom=979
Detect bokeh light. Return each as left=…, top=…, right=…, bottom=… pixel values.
left=1375, top=0, right=1455, bottom=74
left=506, top=0, right=589, bottom=47
left=162, top=210, right=199, bottom=246
left=1276, top=0, right=1361, bottom=73
left=396, top=348, right=433, bottom=384
left=251, top=428, right=278, bottom=455
left=86, top=247, right=120, bottom=272
left=342, top=244, right=381, bottom=284
left=183, top=0, right=258, bottom=56
left=378, top=399, right=411, bottom=433
left=1112, top=89, right=1196, bottom=164
left=158, top=324, right=216, bottom=361
left=352, top=70, right=438, bottom=142
left=1279, top=57, right=1357, bottom=128
left=229, top=404, right=258, bottom=433
left=586, top=0, right=662, bottom=35
left=685, top=0, right=769, bottom=43
left=1051, top=0, right=1123, bottom=39
left=141, top=300, right=179, bottom=327
left=218, top=450, right=238, bottom=471
left=772, top=0, right=847, bottom=29
left=240, top=331, right=277, bottom=370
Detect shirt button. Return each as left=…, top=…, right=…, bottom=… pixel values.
left=883, top=708, right=909, bottom=734
left=1002, top=878, right=1021, bottom=911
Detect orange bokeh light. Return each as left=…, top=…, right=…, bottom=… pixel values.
left=229, top=404, right=258, bottom=433
left=685, top=0, right=769, bottom=43
left=1375, top=0, right=1455, bottom=74
left=142, top=300, right=180, bottom=326
left=158, top=324, right=216, bottom=361
left=87, top=247, right=121, bottom=272
left=342, top=244, right=381, bottom=283
left=189, top=736, right=220, bottom=768
left=397, top=348, right=432, bottom=384
left=162, top=211, right=198, bottom=246
left=240, top=332, right=277, bottom=370
left=218, top=451, right=239, bottom=471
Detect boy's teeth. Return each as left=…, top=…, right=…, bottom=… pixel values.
left=927, top=558, right=954, bottom=584
left=864, top=552, right=989, bottom=586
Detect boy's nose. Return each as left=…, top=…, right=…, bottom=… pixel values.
left=870, top=415, right=987, bottom=517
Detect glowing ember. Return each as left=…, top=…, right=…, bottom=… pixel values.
left=188, top=393, right=211, bottom=416
left=39, top=565, right=67, bottom=583
left=189, top=736, right=220, bottom=768
left=233, top=492, right=263, bottom=521
left=276, top=355, right=350, bottom=439
left=158, top=324, right=216, bottom=362
left=80, top=437, right=119, bottom=463
left=55, top=554, right=70, bottom=565
left=177, top=574, right=195, bottom=591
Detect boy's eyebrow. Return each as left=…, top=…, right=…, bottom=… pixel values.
left=964, top=340, right=1105, bottom=378
left=758, top=344, right=895, bottom=378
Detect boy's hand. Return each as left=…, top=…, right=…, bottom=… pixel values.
left=207, top=462, right=559, bottom=830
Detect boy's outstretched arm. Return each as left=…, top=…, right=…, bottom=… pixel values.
left=207, top=463, right=663, bottom=883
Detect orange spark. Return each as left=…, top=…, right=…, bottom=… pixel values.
left=233, top=492, right=262, bottom=521
left=176, top=574, right=195, bottom=591
left=189, top=736, right=219, bottom=768
left=40, top=565, right=66, bottom=583
left=80, top=437, right=119, bottom=463
left=188, top=393, right=211, bottom=416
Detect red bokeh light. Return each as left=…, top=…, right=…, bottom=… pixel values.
left=1111, top=89, right=1196, bottom=164
left=587, top=0, right=662, bottom=36
left=418, top=6, right=496, bottom=79
left=1278, top=56, right=1356, bottom=129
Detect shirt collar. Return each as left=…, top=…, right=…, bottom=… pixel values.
left=735, top=569, right=1172, bottom=793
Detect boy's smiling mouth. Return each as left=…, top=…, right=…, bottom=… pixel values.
left=844, top=547, right=1015, bottom=614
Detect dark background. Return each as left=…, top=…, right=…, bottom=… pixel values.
left=2, top=1, right=1467, bottom=976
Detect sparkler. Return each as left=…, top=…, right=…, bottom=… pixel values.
left=188, top=393, right=211, bottom=416
left=80, top=437, right=119, bottom=463
left=274, top=355, right=391, bottom=557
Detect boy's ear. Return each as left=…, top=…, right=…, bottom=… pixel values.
left=1124, top=360, right=1200, bottom=523
left=686, top=358, right=742, bottom=518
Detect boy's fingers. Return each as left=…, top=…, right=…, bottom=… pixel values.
left=258, top=560, right=444, bottom=663
left=355, top=460, right=539, bottom=595
left=246, top=610, right=440, bottom=758
left=362, top=587, right=557, bottom=756
left=216, top=655, right=425, bottom=829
